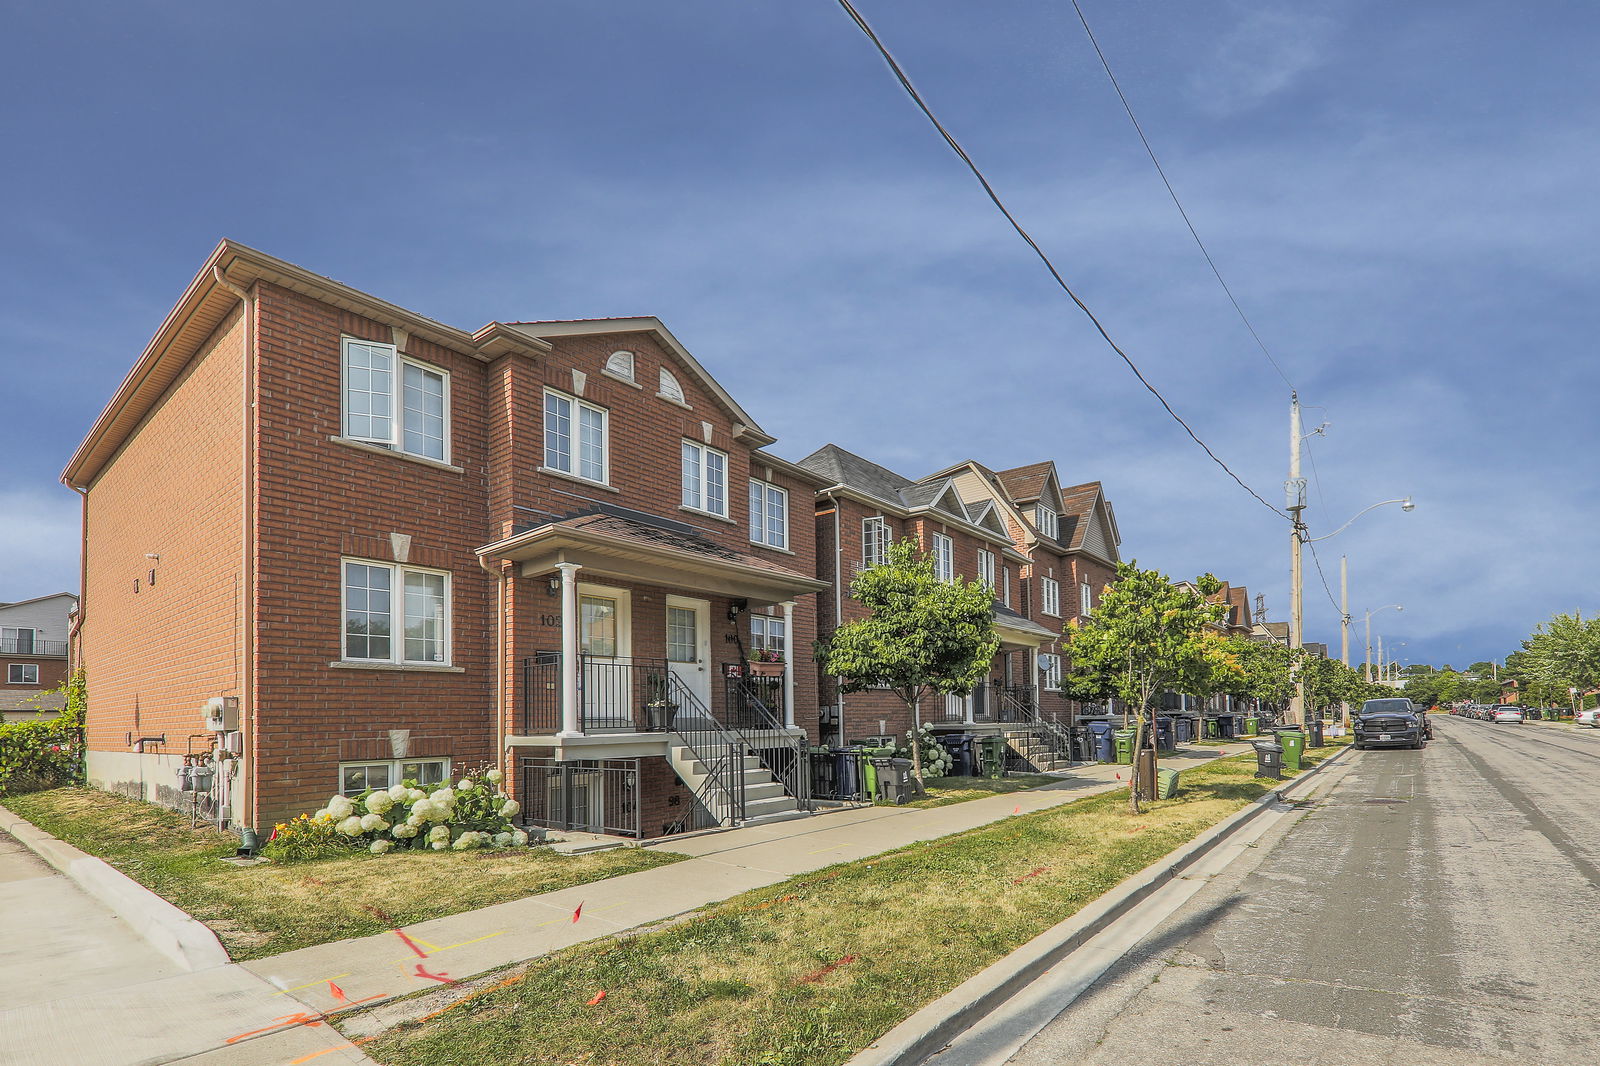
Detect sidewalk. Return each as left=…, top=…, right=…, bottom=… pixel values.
left=245, top=744, right=1253, bottom=1023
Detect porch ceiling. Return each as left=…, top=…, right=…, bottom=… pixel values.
left=478, top=508, right=828, bottom=607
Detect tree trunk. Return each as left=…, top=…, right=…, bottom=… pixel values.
left=1128, top=705, right=1149, bottom=814
left=909, top=693, right=924, bottom=781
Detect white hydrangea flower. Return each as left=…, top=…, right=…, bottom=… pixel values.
left=485, top=769, right=503, bottom=784
left=387, top=783, right=410, bottom=802
left=370, top=839, right=392, bottom=855
left=406, top=812, right=426, bottom=828
left=431, top=840, right=448, bottom=850
left=328, top=796, right=355, bottom=819
left=337, top=816, right=365, bottom=837
left=428, top=825, right=450, bottom=843
left=360, top=813, right=389, bottom=832
left=364, top=791, right=394, bottom=815
left=429, top=787, right=455, bottom=806
left=499, top=800, right=520, bottom=819
left=410, top=799, right=436, bottom=820
left=493, top=832, right=513, bottom=847
left=511, top=830, right=530, bottom=847
left=408, top=788, right=427, bottom=803
left=456, top=778, right=475, bottom=791
left=392, top=823, right=418, bottom=839
left=314, top=808, right=330, bottom=822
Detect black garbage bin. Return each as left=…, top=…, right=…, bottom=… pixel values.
left=1253, top=739, right=1283, bottom=780
left=937, top=733, right=975, bottom=777
left=831, top=748, right=862, bottom=800
left=1305, top=717, right=1325, bottom=748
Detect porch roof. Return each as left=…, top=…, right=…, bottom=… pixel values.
left=477, top=505, right=828, bottom=607
left=993, top=601, right=1058, bottom=646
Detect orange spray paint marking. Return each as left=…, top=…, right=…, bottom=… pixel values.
left=1013, top=805, right=1021, bottom=815
left=1012, top=866, right=1051, bottom=884
left=796, top=954, right=860, bottom=984
left=226, top=1012, right=327, bottom=1043
left=586, top=990, right=608, bottom=1005
left=327, top=980, right=347, bottom=1002
left=288, top=1036, right=376, bottom=1065
left=414, top=963, right=458, bottom=985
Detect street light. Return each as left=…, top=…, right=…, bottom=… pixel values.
left=1365, top=605, right=1403, bottom=682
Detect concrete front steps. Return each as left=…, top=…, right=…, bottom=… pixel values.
left=1003, top=728, right=1073, bottom=773
left=667, top=742, right=802, bottom=824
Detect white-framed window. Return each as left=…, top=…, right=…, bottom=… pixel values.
left=339, top=758, right=450, bottom=797
left=341, top=338, right=449, bottom=463
left=543, top=389, right=609, bottom=484
left=1, top=627, right=38, bottom=653
left=748, top=479, right=789, bottom=549
left=977, top=549, right=996, bottom=589
left=1034, top=505, right=1058, bottom=540
left=1002, top=566, right=1012, bottom=607
left=932, top=533, right=954, bottom=582
left=1080, top=581, right=1093, bottom=617
left=1040, top=576, right=1061, bottom=617
left=603, top=350, right=635, bottom=382
left=751, top=614, right=787, bottom=654
left=342, top=559, right=451, bottom=665
left=1039, top=653, right=1061, bottom=689
left=8, top=664, right=39, bottom=685
left=681, top=440, right=728, bottom=517
left=862, top=517, right=889, bottom=568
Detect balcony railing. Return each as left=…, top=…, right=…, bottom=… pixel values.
left=520, top=653, right=677, bottom=735
left=929, top=681, right=1037, bottom=723
left=0, top=638, right=67, bottom=656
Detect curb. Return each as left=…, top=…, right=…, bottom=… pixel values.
left=0, top=800, right=231, bottom=972
left=846, top=744, right=1355, bottom=1066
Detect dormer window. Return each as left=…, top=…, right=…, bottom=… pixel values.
left=1035, top=505, right=1058, bottom=540
left=658, top=368, right=686, bottom=404
left=603, top=350, right=636, bottom=383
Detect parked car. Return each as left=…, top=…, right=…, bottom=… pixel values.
left=1576, top=709, right=1600, bottom=728
left=1353, top=698, right=1425, bottom=750
left=1491, top=705, right=1524, bottom=724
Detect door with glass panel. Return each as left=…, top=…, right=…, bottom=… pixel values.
left=665, top=596, right=711, bottom=719
left=579, top=593, right=630, bottom=730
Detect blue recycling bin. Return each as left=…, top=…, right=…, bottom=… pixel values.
left=1173, top=716, right=1194, bottom=744
left=1217, top=715, right=1236, bottom=739
left=1086, top=720, right=1116, bottom=762
left=1154, top=717, right=1176, bottom=751
left=936, top=733, right=975, bottom=776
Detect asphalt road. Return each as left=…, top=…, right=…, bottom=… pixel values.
left=948, top=717, right=1600, bottom=1066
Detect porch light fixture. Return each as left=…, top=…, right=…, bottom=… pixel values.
left=547, top=576, right=560, bottom=597
left=728, top=598, right=748, bottom=621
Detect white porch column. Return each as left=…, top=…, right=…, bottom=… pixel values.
left=781, top=600, right=796, bottom=729
left=557, top=563, right=583, bottom=738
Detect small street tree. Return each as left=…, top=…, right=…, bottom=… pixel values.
left=1218, top=636, right=1295, bottom=717
left=1061, top=563, right=1230, bottom=813
left=818, top=538, right=999, bottom=780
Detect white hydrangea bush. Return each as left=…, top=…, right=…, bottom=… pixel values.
left=268, top=765, right=532, bottom=859
left=902, top=723, right=953, bottom=776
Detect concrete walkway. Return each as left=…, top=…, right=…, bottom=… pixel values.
left=245, top=744, right=1252, bottom=1026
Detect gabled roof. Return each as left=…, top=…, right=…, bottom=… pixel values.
left=0, top=592, right=79, bottom=611
left=1056, top=480, right=1121, bottom=559
left=506, top=318, right=774, bottom=448
left=993, top=461, right=1057, bottom=504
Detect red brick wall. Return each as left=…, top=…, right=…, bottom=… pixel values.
left=250, top=283, right=495, bottom=826
left=81, top=308, right=247, bottom=764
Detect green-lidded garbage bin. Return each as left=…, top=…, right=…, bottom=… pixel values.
left=1205, top=717, right=1221, bottom=739
left=1244, top=716, right=1260, bottom=736
left=1114, top=729, right=1136, bottom=764
left=1156, top=766, right=1180, bottom=799
left=1278, top=728, right=1305, bottom=771
left=860, top=745, right=895, bottom=798
left=978, top=735, right=1007, bottom=777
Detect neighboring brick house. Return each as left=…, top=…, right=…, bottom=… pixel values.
left=0, top=593, right=76, bottom=723
left=798, top=445, right=1055, bottom=751
left=922, top=461, right=1124, bottom=727
left=64, top=240, right=827, bottom=838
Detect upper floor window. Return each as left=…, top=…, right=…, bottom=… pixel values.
left=977, top=549, right=996, bottom=589
left=751, top=613, right=787, bottom=654
left=1040, top=576, right=1061, bottom=617
left=658, top=368, right=686, bottom=404
left=932, top=533, right=954, bottom=582
left=342, top=559, right=451, bottom=665
left=544, top=389, right=609, bottom=484
left=1002, top=566, right=1012, bottom=607
left=1039, top=652, right=1061, bottom=690
left=8, top=664, right=38, bottom=685
left=1034, top=505, right=1058, bottom=540
left=1, top=627, right=37, bottom=654
left=862, top=517, right=889, bottom=568
left=749, top=479, right=789, bottom=549
left=341, top=338, right=449, bottom=462
left=603, top=350, right=635, bottom=382
left=681, top=440, right=728, bottom=517
left=1080, top=581, right=1093, bottom=617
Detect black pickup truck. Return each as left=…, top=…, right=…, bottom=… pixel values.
left=1352, top=698, right=1426, bottom=750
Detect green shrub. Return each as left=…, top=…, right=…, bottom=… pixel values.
left=0, top=671, right=85, bottom=795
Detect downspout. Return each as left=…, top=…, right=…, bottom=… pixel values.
left=213, top=266, right=256, bottom=836
left=68, top=484, right=87, bottom=671
left=824, top=490, right=845, bottom=744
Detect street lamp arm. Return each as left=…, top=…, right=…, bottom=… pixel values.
left=1304, top=498, right=1415, bottom=543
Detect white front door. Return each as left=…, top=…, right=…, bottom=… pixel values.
left=665, top=596, right=712, bottom=716
left=579, top=587, right=631, bottom=730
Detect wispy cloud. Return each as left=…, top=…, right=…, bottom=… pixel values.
left=1188, top=3, right=1340, bottom=116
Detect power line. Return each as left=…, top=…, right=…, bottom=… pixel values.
left=1068, top=0, right=1295, bottom=393
left=834, top=0, right=1290, bottom=523
left=1305, top=536, right=1342, bottom=615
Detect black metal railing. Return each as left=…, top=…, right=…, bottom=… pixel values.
left=723, top=666, right=785, bottom=731
left=807, top=747, right=871, bottom=802
left=0, top=637, right=66, bottom=656
left=520, top=653, right=677, bottom=734
left=722, top=666, right=811, bottom=812
left=518, top=757, right=642, bottom=838
left=662, top=672, right=748, bottom=832
left=995, top=684, right=1074, bottom=769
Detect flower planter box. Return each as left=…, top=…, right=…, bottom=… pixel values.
left=747, top=661, right=785, bottom=677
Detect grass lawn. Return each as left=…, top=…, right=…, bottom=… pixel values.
left=1, top=787, right=682, bottom=960
left=360, top=746, right=1343, bottom=1066
left=902, top=773, right=1059, bottom=809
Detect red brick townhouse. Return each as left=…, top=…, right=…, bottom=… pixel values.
left=63, top=240, right=828, bottom=839
left=797, top=445, right=1063, bottom=763
left=919, top=461, right=1124, bottom=727
left=0, top=592, right=77, bottom=724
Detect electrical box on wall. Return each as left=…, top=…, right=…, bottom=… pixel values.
left=203, top=696, right=240, bottom=732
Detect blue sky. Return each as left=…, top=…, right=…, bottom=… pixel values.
left=3, top=0, right=1595, bottom=670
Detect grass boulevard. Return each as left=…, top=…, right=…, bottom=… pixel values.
left=355, top=745, right=1343, bottom=1066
